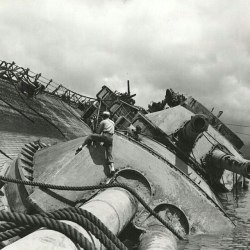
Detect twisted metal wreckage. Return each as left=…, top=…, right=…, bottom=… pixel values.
left=0, top=60, right=249, bottom=249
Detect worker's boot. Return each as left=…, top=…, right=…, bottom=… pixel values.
left=109, top=163, right=115, bottom=175
left=75, top=146, right=83, bottom=155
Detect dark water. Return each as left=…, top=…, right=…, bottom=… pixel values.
left=178, top=187, right=250, bottom=249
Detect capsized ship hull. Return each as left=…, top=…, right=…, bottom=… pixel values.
left=4, top=134, right=234, bottom=234
left=0, top=60, right=241, bottom=249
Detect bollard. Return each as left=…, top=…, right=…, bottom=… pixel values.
left=3, top=188, right=138, bottom=250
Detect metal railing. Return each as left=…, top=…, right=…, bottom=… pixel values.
left=0, top=60, right=96, bottom=106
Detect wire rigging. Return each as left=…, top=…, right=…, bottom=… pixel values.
left=226, top=123, right=250, bottom=128
left=234, top=131, right=250, bottom=136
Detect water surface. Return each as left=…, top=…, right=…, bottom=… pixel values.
left=179, top=187, right=250, bottom=249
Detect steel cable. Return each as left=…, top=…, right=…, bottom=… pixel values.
left=6, top=71, right=67, bottom=139
left=0, top=150, right=12, bottom=160
left=0, top=95, right=34, bottom=123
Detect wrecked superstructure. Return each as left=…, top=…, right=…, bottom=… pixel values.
left=0, top=60, right=248, bottom=249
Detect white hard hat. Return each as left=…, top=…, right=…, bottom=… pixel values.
left=103, top=111, right=110, bottom=116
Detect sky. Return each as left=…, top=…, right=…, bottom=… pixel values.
left=1, top=0, right=250, bottom=153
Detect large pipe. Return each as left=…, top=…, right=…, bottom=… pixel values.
left=179, top=114, right=208, bottom=144
left=138, top=225, right=177, bottom=250
left=3, top=188, right=138, bottom=250
left=137, top=202, right=189, bottom=250
left=210, top=149, right=250, bottom=177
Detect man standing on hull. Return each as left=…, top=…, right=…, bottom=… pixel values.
left=75, top=111, right=115, bottom=174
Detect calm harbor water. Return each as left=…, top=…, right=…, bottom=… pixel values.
left=178, top=187, right=250, bottom=249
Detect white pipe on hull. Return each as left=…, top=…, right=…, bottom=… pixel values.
left=3, top=188, right=138, bottom=250
left=138, top=225, right=177, bottom=250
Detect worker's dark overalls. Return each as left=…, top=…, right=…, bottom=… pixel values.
left=82, top=132, right=114, bottom=164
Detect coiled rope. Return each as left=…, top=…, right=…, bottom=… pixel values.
left=0, top=225, right=37, bottom=242
left=62, top=207, right=127, bottom=250
left=0, top=208, right=127, bottom=250
left=42, top=208, right=127, bottom=250
left=0, top=175, right=185, bottom=240
left=0, top=211, right=95, bottom=250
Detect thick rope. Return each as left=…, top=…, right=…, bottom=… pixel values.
left=0, top=211, right=95, bottom=249
left=0, top=208, right=127, bottom=250
left=0, top=222, right=19, bottom=232
left=0, top=175, right=185, bottom=239
left=43, top=210, right=120, bottom=250
left=62, top=207, right=127, bottom=250
left=0, top=225, right=37, bottom=242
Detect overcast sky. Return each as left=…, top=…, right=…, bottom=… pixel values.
left=1, top=0, right=250, bottom=151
